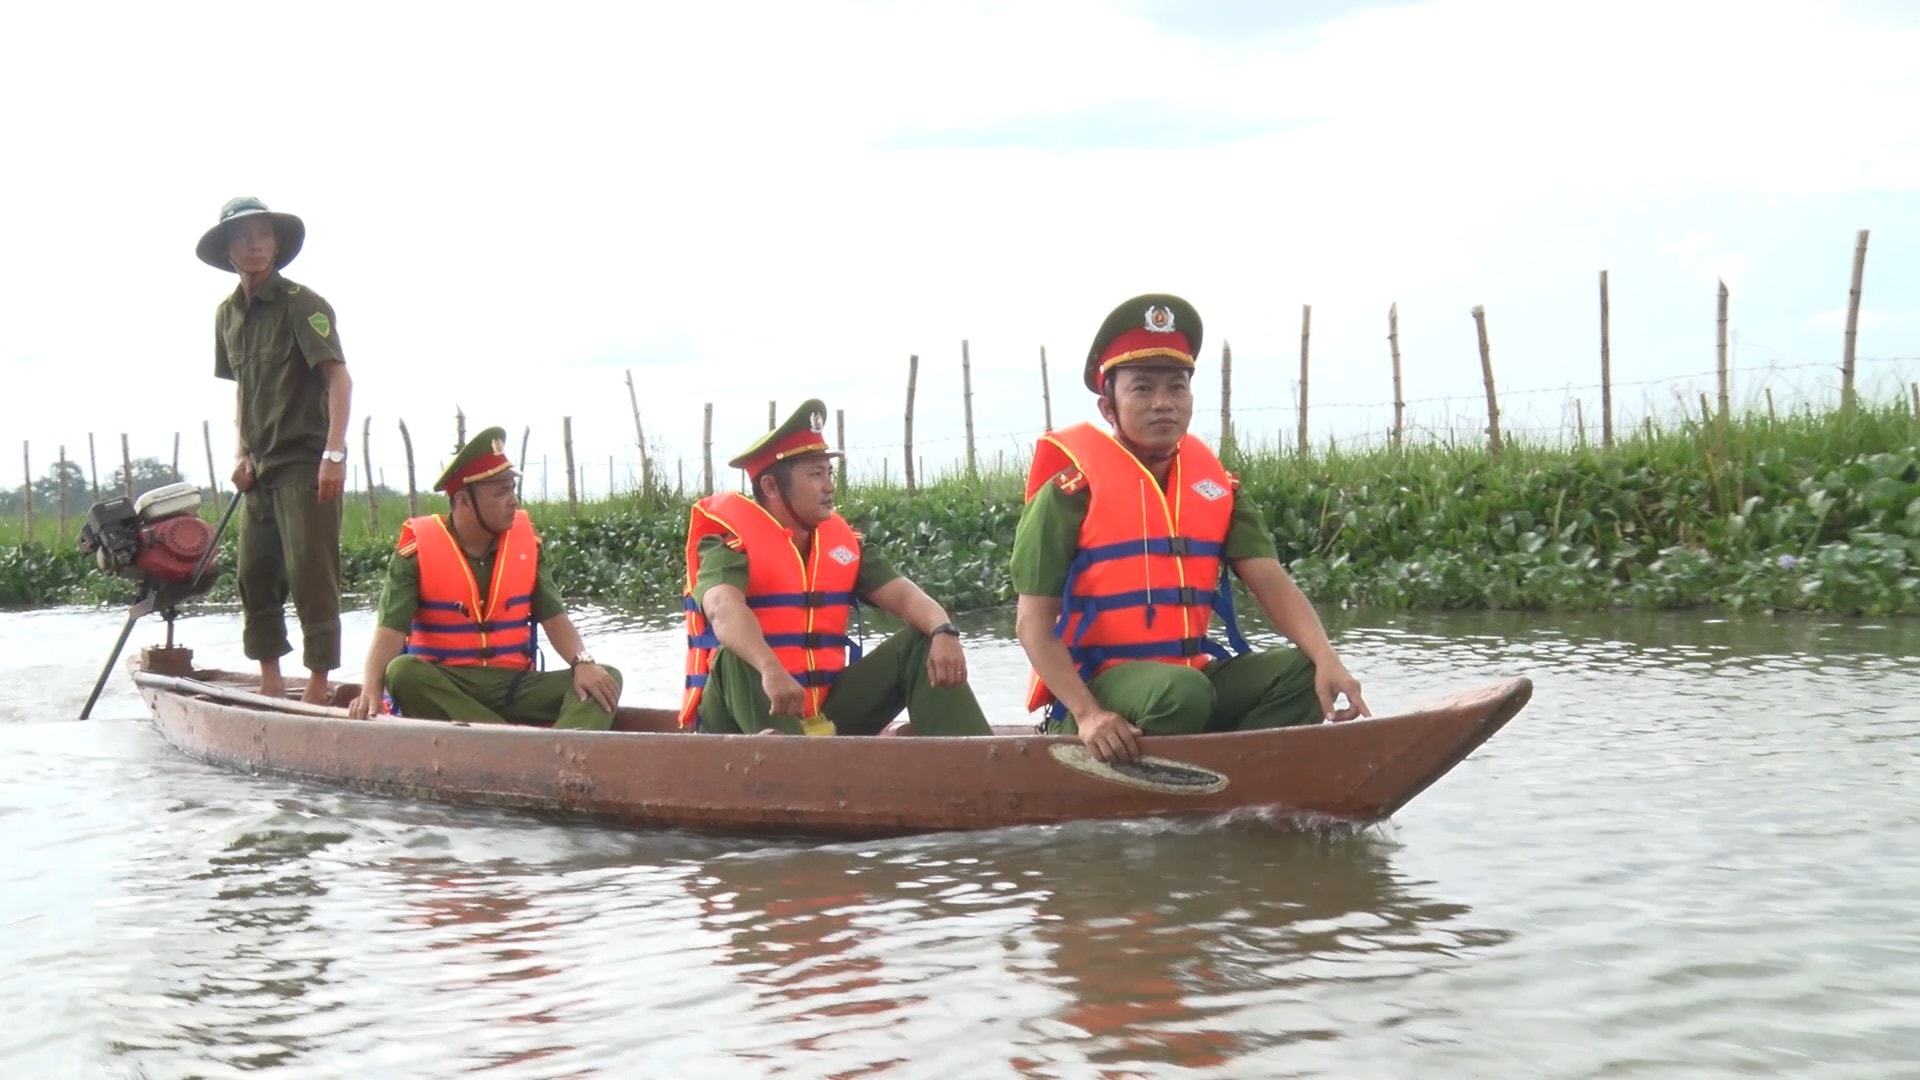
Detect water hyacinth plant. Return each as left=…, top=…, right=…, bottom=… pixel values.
left=3, top=400, right=1915, bottom=616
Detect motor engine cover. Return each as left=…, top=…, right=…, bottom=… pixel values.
left=133, top=516, right=215, bottom=584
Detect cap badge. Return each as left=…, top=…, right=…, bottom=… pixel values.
left=809, top=410, right=826, bottom=432
left=1144, top=304, right=1177, bottom=333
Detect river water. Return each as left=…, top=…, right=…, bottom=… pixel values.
left=1, top=601, right=1915, bottom=1078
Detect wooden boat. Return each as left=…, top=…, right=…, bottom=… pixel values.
left=130, top=646, right=1529, bottom=840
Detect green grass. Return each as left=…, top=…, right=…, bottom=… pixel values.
left=6, top=397, right=1917, bottom=615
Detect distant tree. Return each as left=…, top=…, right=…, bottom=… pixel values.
left=106, top=458, right=186, bottom=500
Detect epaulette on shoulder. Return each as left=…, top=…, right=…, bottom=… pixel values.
left=397, top=540, right=418, bottom=558
left=395, top=521, right=418, bottom=556
left=1053, top=468, right=1087, bottom=494
left=722, top=534, right=746, bottom=551
left=850, top=529, right=865, bottom=542
left=1227, top=471, right=1241, bottom=491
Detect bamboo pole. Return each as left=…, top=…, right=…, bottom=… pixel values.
left=623, top=369, right=653, bottom=498
left=1911, top=382, right=1919, bottom=418
left=562, top=416, right=578, bottom=516
left=676, top=457, right=685, bottom=497
left=398, top=418, right=419, bottom=517
left=835, top=409, right=847, bottom=490
left=1599, top=271, right=1614, bottom=449
left=87, top=433, right=99, bottom=503
left=58, top=445, right=69, bottom=543
left=1389, top=303, right=1404, bottom=448
left=202, top=420, right=221, bottom=497
left=1471, top=305, right=1504, bottom=456
left=20, top=442, right=31, bottom=542
left=701, top=404, right=714, bottom=496
left=361, top=416, right=378, bottom=530
left=120, top=434, right=133, bottom=498
left=1842, top=229, right=1869, bottom=411
left=1716, top=279, right=1730, bottom=422
left=1575, top=400, right=1587, bottom=448
left=517, top=426, right=530, bottom=500
left=1039, top=346, right=1054, bottom=431
left=904, top=353, right=920, bottom=494
left=961, top=339, right=977, bottom=478
left=768, top=400, right=777, bottom=430
left=171, top=432, right=181, bottom=483
left=608, top=455, right=614, bottom=496
left=455, top=407, right=466, bottom=451
left=1767, top=387, right=1777, bottom=423
left=1297, top=305, right=1312, bottom=458
left=1219, top=340, right=1234, bottom=455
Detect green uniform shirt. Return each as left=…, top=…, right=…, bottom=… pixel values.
left=214, top=272, right=344, bottom=487
left=691, top=533, right=901, bottom=609
left=1010, top=475, right=1278, bottom=597
left=376, top=528, right=566, bottom=634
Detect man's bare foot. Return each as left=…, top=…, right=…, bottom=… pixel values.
left=259, top=675, right=288, bottom=699
left=299, top=676, right=332, bottom=706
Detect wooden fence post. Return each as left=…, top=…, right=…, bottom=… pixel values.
left=676, top=457, right=685, bottom=497
left=20, top=441, right=31, bottom=542
left=702, top=404, right=714, bottom=496
left=1716, top=279, right=1730, bottom=422
left=120, top=433, right=133, bottom=498
left=202, top=420, right=221, bottom=497
left=1039, top=346, right=1054, bottom=432
left=1599, top=270, right=1614, bottom=449
left=562, top=416, right=578, bottom=516
left=1389, top=303, right=1404, bottom=448
left=961, top=339, right=977, bottom=478
left=904, top=353, right=919, bottom=493
left=1219, top=340, right=1234, bottom=455
left=767, top=400, right=777, bottom=430
left=361, top=416, right=378, bottom=531
left=835, top=409, right=847, bottom=490
left=398, top=418, right=419, bottom=518
left=1911, top=382, right=1919, bottom=418
left=171, top=432, right=181, bottom=483
left=517, top=426, right=530, bottom=500
left=455, top=407, right=466, bottom=452
left=1843, top=228, right=1869, bottom=411
left=58, top=445, right=70, bottom=543
left=1766, top=388, right=1777, bottom=424
left=88, top=433, right=99, bottom=503
left=624, top=369, right=653, bottom=498
left=1471, top=305, right=1504, bottom=456
left=1297, top=305, right=1312, bottom=458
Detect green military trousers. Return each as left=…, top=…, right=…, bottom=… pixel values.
left=385, top=655, right=622, bottom=730
left=698, top=627, right=992, bottom=737
left=1045, top=647, right=1323, bottom=737
left=237, top=481, right=342, bottom=672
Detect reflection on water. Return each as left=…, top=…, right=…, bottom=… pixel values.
left=0, top=604, right=1915, bottom=1076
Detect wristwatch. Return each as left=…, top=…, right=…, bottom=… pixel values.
left=930, top=622, right=961, bottom=638
left=321, top=449, right=347, bottom=464
left=570, top=650, right=596, bottom=667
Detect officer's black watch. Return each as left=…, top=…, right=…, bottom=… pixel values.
left=930, top=622, right=961, bottom=638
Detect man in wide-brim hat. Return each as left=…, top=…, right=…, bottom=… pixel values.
left=1009, top=292, right=1370, bottom=764
left=346, top=427, right=623, bottom=727
left=203, top=195, right=355, bottom=704
left=677, top=399, right=992, bottom=737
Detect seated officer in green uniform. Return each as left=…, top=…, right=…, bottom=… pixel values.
left=200, top=195, right=355, bottom=705
left=345, top=428, right=622, bottom=728
left=681, top=400, right=992, bottom=737
left=1011, top=294, right=1370, bottom=764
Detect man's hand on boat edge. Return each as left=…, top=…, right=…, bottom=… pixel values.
left=1315, top=657, right=1371, bottom=723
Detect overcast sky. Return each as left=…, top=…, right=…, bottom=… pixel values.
left=4, top=0, right=1917, bottom=498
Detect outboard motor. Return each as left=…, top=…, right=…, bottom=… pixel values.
left=76, top=483, right=241, bottom=719
left=78, top=483, right=220, bottom=602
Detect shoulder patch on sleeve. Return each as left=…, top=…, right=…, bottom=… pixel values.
left=1052, top=467, right=1087, bottom=494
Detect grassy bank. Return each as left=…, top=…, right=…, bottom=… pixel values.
left=5, top=401, right=1916, bottom=616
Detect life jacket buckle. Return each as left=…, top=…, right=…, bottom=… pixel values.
left=1166, top=537, right=1189, bottom=556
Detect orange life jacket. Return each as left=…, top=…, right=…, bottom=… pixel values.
left=679, top=492, right=864, bottom=729
left=1022, top=422, right=1250, bottom=713
left=402, top=511, right=541, bottom=670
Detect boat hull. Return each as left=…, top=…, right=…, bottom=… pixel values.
left=132, top=655, right=1529, bottom=839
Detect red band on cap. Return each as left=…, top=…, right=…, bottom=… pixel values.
left=444, top=452, right=512, bottom=494
left=1097, top=326, right=1194, bottom=383
left=741, top=429, right=832, bottom=479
